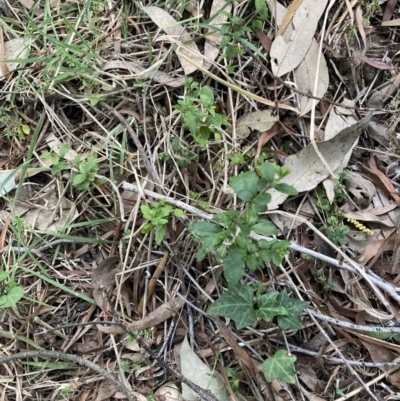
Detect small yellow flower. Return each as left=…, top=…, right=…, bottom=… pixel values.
left=345, top=217, right=374, bottom=235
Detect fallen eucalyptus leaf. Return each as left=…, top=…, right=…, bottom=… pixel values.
left=267, top=114, right=372, bottom=209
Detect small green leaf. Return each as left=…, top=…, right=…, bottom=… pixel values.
left=262, top=350, right=297, bottom=384
left=189, top=221, right=222, bottom=238
left=189, top=221, right=224, bottom=260
left=208, top=284, right=256, bottom=329
left=141, top=221, right=153, bottom=234
left=273, top=183, right=298, bottom=196
left=184, top=113, right=198, bottom=135
left=200, top=86, right=214, bottom=108
left=252, top=19, right=263, bottom=32
left=173, top=209, right=184, bottom=217
left=251, top=220, right=277, bottom=236
left=141, top=204, right=153, bottom=220
left=0, top=271, right=9, bottom=282
left=223, top=246, right=245, bottom=285
left=255, top=0, right=269, bottom=20
left=72, top=173, right=87, bottom=186
left=21, top=124, right=30, bottom=134
left=251, top=193, right=271, bottom=213
left=256, top=293, right=288, bottom=322
left=59, top=144, right=70, bottom=158
left=257, top=162, right=275, bottom=183
left=276, top=290, right=309, bottom=330
left=0, top=285, right=24, bottom=309
left=155, top=224, right=167, bottom=245
left=230, top=171, right=259, bottom=201
left=227, top=153, right=244, bottom=165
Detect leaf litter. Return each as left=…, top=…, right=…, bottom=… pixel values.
left=2, top=1, right=400, bottom=401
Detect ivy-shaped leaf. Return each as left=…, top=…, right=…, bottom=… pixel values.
left=208, top=285, right=255, bottom=329
left=262, top=350, right=297, bottom=384
left=276, top=290, right=309, bottom=330
left=256, top=293, right=288, bottom=322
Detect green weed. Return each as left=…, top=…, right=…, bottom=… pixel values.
left=189, top=160, right=308, bottom=384
left=141, top=199, right=184, bottom=245
left=174, top=79, right=229, bottom=146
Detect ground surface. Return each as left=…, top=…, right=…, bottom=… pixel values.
left=1, top=0, right=400, bottom=400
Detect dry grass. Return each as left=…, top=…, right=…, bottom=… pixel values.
left=0, top=1, right=400, bottom=400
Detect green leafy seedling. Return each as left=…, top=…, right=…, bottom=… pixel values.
left=141, top=199, right=183, bottom=245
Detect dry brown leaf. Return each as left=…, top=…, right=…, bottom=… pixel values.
left=268, top=114, right=372, bottom=209
left=324, top=99, right=357, bottom=140
left=345, top=171, right=376, bottom=208
left=102, top=59, right=186, bottom=87
left=369, top=155, right=400, bottom=206
left=255, top=123, right=283, bottom=160
left=367, top=72, right=400, bottom=109
left=155, top=383, right=183, bottom=401
left=356, top=54, right=395, bottom=70
left=219, top=324, right=256, bottom=377
left=92, top=256, right=120, bottom=308
left=94, top=380, right=118, bottom=401
left=2, top=37, right=32, bottom=74
left=13, top=184, right=78, bottom=231
left=383, top=0, right=398, bottom=22
left=269, top=0, right=329, bottom=77
left=294, top=39, right=329, bottom=116
left=256, top=29, right=272, bottom=53
left=142, top=6, right=202, bottom=75
left=235, top=109, right=279, bottom=140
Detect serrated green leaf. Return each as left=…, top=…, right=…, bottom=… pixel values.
left=262, top=350, right=297, bottom=384
left=276, top=290, right=309, bottom=330
left=251, top=220, right=277, bottom=236
left=184, top=114, right=198, bottom=134
left=255, top=0, right=269, bottom=20
left=208, top=285, right=256, bottom=329
left=230, top=171, right=259, bottom=201
left=256, top=293, right=288, bottom=322
left=0, top=285, right=24, bottom=308
left=223, top=246, right=245, bottom=285
left=273, top=183, right=298, bottom=196
left=257, top=162, right=275, bottom=183
left=155, top=224, right=167, bottom=245
left=200, top=86, right=214, bottom=108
